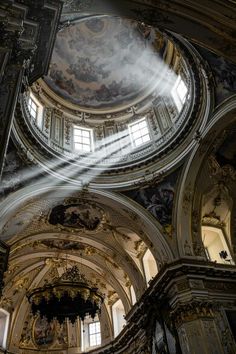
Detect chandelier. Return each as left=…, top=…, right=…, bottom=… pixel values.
left=27, top=266, right=104, bottom=324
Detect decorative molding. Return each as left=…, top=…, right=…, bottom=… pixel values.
left=12, top=30, right=210, bottom=188
left=171, top=301, right=215, bottom=328
left=0, top=240, right=9, bottom=296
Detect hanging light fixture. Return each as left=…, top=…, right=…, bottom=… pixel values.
left=27, top=265, right=104, bottom=324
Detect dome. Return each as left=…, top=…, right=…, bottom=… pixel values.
left=44, top=16, right=168, bottom=110
left=13, top=15, right=210, bottom=189
left=3, top=2, right=235, bottom=353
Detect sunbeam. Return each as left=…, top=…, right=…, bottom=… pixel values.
left=0, top=128, right=132, bottom=202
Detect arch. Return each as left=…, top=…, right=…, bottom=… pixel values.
left=0, top=184, right=174, bottom=265
left=1, top=184, right=175, bottom=351
left=9, top=232, right=145, bottom=302
left=61, top=0, right=236, bottom=63
left=9, top=252, right=131, bottom=313
left=175, top=96, right=236, bottom=257
left=202, top=226, right=234, bottom=265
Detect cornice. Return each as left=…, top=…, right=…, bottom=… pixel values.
left=12, top=33, right=211, bottom=189
left=84, top=259, right=236, bottom=353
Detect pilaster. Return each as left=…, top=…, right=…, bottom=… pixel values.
left=0, top=0, right=62, bottom=178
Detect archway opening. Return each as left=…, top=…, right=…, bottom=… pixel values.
left=202, top=226, right=234, bottom=265
left=143, top=249, right=158, bottom=285
left=112, top=299, right=126, bottom=338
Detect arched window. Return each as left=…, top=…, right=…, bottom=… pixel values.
left=143, top=249, right=158, bottom=285
left=0, top=309, right=10, bottom=349
left=202, top=226, right=234, bottom=264
left=130, top=285, right=137, bottom=305
left=112, top=299, right=126, bottom=337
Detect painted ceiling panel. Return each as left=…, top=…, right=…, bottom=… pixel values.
left=44, top=16, right=166, bottom=108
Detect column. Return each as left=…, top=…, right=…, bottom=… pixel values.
left=173, top=303, right=225, bottom=354
left=0, top=17, right=27, bottom=177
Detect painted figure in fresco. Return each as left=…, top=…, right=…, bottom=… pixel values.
left=56, top=322, right=68, bottom=346
left=44, top=17, right=167, bottom=108
left=49, top=203, right=101, bottom=230
left=40, top=239, right=84, bottom=250
left=34, top=317, right=55, bottom=347
left=147, top=193, right=163, bottom=219
left=124, top=180, right=176, bottom=227
left=144, top=186, right=174, bottom=225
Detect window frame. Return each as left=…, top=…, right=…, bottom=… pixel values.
left=73, top=125, right=94, bottom=153
left=27, top=94, right=44, bottom=129
left=88, top=321, right=101, bottom=347
left=171, top=75, right=188, bottom=112
left=28, top=96, right=38, bottom=120
left=128, top=117, right=151, bottom=149
left=202, top=226, right=234, bottom=265
left=112, top=299, right=126, bottom=338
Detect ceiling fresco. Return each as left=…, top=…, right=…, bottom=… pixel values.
left=0, top=194, right=148, bottom=294
left=123, top=169, right=180, bottom=231
left=44, top=16, right=166, bottom=109
left=0, top=188, right=178, bottom=344
left=48, top=201, right=105, bottom=231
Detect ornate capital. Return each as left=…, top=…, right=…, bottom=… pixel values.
left=171, top=301, right=215, bottom=327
